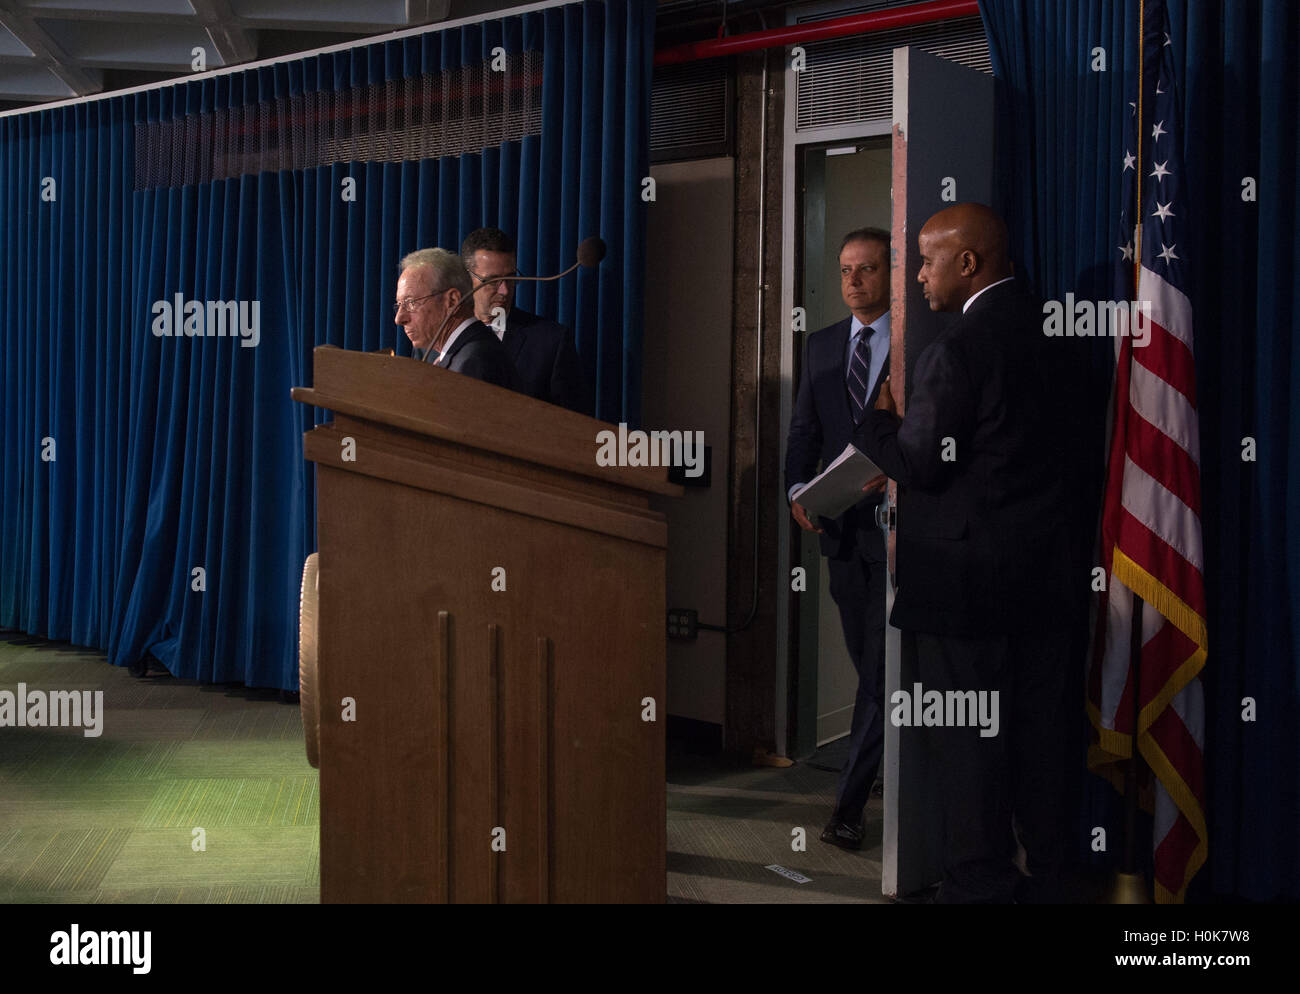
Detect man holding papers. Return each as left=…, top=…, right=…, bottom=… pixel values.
left=784, top=227, right=891, bottom=851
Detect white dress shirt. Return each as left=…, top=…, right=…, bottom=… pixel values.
left=962, top=276, right=1016, bottom=314
left=434, top=317, right=478, bottom=365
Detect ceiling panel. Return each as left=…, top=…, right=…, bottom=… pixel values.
left=37, top=18, right=224, bottom=68
left=0, top=26, right=35, bottom=57
left=24, top=0, right=198, bottom=14
left=0, top=0, right=514, bottom=111
left=0, top=62, right=77, bottom=97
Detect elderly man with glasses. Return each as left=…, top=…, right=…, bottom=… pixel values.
left=394, top=247, right=518, bottom=390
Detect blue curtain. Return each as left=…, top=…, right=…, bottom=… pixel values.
left=1, top=0, right=655, bottom=690
left=979, top=0, right=1300, bottom=901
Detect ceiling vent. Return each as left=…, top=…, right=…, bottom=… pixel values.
left=650, top=59, right=731, bottom=161
left=792, top=2, right=990, bottom=132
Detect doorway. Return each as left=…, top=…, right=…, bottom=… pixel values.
left=788, top=136, right=892, bottom=758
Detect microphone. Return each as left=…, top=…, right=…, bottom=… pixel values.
left=421, top=236, right=606, bottom=362
left=485, top=235, right=606, bottom=290
left=576, top=236, right=607, bottom=268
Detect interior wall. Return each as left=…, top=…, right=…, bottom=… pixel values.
left=642, top=157, right=734, bottom=727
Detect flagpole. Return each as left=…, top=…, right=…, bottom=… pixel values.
left=1134, top=0, right=1144, bottom=286
left=1107, top=0, right=1154, bottom=907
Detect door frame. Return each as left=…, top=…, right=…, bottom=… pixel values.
left=777, top=85, right=890, bottom=758
left=782, top=133, right=893, bottom=760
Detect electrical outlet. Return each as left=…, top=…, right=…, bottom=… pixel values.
left=666, top=608, right=698, bottom=640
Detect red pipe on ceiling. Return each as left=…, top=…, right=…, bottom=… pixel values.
left=654, top=0, right=981, bottom=66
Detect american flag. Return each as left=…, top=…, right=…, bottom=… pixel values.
left=1088, top=0, right=1208, bottom=904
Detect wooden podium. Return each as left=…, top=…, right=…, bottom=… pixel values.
left=291, top=347, right=679, bottom=903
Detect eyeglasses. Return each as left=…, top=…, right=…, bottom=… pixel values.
left=393, top=288, right=451, bottom=314
left=469, top=269, right=521, bottom=288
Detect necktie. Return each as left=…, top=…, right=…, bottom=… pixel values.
left=848, top=330, right=872, bottom=423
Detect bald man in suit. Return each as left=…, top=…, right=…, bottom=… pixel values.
left=854, top=203, right=1078, bottom=903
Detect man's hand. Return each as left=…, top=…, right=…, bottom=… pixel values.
left=875, top=375, right=898, bottom=416
left=862, top=473, right=886, bottom=496
left=791, top=500, right=822, bottom=534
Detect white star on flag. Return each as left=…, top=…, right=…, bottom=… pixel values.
left=1153, top=201, right=1175, bottom=221
left=1150, top=160, right=1171, bottom=181
left=1129, top=101, right=1137, bottom=116
left=1156, top=81, right=1165, bottom=94
left=1152, top=120, right=1167, bottom=140
left=1123, top=150, right=1136, bottom=171
left=1164, top=31, right=1172, bottom=46
left=1157, top=242, right=1179, bottom=264
left=1120, top=240, right=1134, bottom=262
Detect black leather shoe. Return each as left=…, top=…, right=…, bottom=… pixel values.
left=893, top=883, right=940, bottom=904
left=820, top=819, right=865, bottom=850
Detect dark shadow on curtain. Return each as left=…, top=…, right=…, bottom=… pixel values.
left=979, top=0, right=1299, bottom=901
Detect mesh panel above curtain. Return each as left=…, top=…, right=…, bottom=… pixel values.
left=0, top=0, right=656, bottom=690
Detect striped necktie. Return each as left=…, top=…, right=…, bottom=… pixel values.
left=848, top=329, right=872, bottom=423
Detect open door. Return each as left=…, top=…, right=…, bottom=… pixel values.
left=882, top=46, right=995, bottom=899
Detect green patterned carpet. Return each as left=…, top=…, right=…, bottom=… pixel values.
left=0, top=635, right=319, bottom=904
left=1, top=634, right=886, bottom=904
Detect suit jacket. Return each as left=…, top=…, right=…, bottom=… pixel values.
left=502, top=307, right=590, bottom=414
left=434, top=320, right=519, bottom=391
left=785, top=315, right=890, bottom=560
left=853, top=281, right=1075, bottom=636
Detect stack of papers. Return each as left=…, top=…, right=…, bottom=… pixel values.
left=790, top=444, right=885, bottom=519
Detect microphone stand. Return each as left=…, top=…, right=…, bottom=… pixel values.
left=414, top=238, right=605, bottom=363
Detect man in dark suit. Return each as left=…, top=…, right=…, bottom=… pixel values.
left=395, top=247, right=517, bottom=389
left=460, top=227, right=591, bottom=414
left=855, top=203, right=1076, bottom=903
left=785, top=227, right=891, bottom=851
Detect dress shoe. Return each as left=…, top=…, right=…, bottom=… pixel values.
left=820, top=819, right=865, bottom=850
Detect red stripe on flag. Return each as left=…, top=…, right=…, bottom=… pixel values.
left=1148, top=702, right=1205, bottom=802
left=1116, top=509, right=1207, bottom=616
left=1138, top=621, right=1197, bottom=708
left=1125, top=409, right=1203, bottom=516
left=1101, top=621, right=1196, bottom=739
left=1132, top=316, right=1198, bottom=405
left=1149, top=702, right=1206, bottom=901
